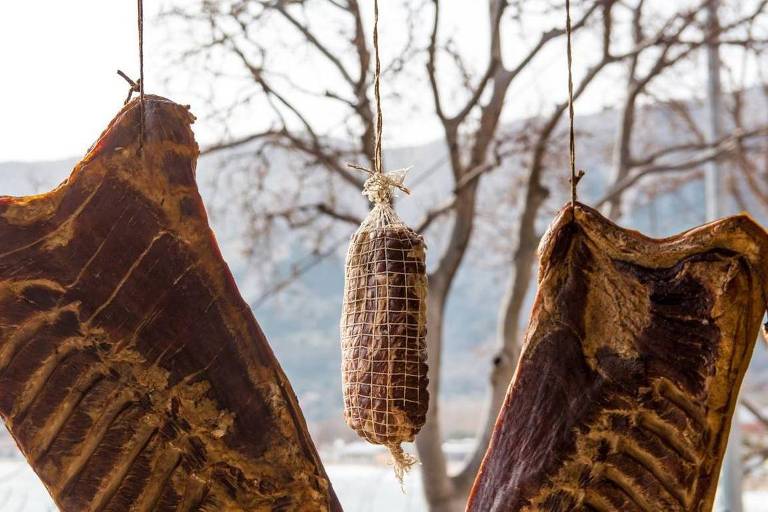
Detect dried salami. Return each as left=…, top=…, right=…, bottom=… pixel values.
left=340, top=171, right=428, bottom=480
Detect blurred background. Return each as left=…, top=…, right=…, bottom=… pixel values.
left=2, top=1, right=768, bottom=510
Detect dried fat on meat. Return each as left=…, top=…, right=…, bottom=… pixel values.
left=0, top=96, right=340, bottom=511
left=468, top=203, right=768, bottom=512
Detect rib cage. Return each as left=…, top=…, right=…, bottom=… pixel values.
left=0, top=97, right=340, bottom=511
left=468, top=205, right=768, bottom=512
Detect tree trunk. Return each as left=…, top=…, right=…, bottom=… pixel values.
left=416, top=182, right=479, bottom=512
left=606, top=96, right=636, bottom=219
left=416, top=290, right=461, bottom=512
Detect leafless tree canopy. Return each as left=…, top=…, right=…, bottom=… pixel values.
left=164, top=1, right=768, bottom=510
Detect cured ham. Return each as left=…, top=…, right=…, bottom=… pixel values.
left=0, top=96, right=341, bottom=511
left=468, top=204, right=768, bottom=512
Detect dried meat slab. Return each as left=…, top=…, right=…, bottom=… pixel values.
left=467, top=204, right=768, bottom=512
left=0, top=96, right=341, bottom=511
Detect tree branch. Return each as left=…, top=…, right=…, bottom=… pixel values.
left=595, top=128, right=768, bottom=208
left=273, top=4, right=357, bottom=85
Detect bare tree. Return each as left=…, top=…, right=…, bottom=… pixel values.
left=601, top=0, right=768, bottom=220
left=163, top=1, right=768, bottom=510
left=725, top=38, right=768, bottom=214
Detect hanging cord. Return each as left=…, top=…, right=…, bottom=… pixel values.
left=137, top=0, right=146, bottom=152
left=372, top=0, right=383, bottom=176
left=565, top=0, right=584, bottom=208
left=116, top=0, right=146, bottom=138
left=347, top=0, right=411, bottom=205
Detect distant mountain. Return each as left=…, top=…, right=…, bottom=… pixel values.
left=2, top=88, right=767, bottom=441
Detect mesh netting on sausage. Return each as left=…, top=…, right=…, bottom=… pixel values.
left=341, top=202, right=428, bottom=482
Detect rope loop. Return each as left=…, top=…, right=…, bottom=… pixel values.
left=117, top=70, right=141, bottom=105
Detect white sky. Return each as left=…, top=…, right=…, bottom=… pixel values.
left=0, top=1, right=745, bottom=162
left=0, top=2, right=163, bottom=162
left=0, top=1, right=586, bottom=162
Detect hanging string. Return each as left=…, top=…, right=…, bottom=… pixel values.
left=372, top=0, right=383, bottom=176
left=138, top=0, right=146, bottom=151
left=565, top=0, right=583, bottom=207
left=347, top=0, right=411, bottom=204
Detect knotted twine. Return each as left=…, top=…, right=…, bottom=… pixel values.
left=340, top=0, right=429, bottom=483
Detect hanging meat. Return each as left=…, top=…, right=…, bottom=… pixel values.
left=467, top=203, right=768, bottom=512
left=0, top=96, right=341, bottom=512
left=339, top=0, right=429, bottom=481
left=340, top=170, right=429, bottom=481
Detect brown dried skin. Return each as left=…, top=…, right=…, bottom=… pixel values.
left=0, top=96, right=341, bottom=512
left=467, top=203, right=768, bottom=512
left=341, top=225, right=429, bottom=445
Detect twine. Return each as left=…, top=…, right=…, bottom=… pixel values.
left=347, top=0, right=413, bottom=206
left=138, top=0, right=145, bottom=152
left=373, top=0, right=383, bottom=176
left=117, top=70, right=141, bottom=105
left=565, top=0, right=585, bottom=207
left=388, top=443, right=417, bottom=487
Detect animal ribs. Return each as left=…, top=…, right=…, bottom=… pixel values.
left=468, top=204, right=768, bottom=512
left=0, top=96, right=341, bottom=511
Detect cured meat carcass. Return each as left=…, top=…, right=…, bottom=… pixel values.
left=467, top=204, right=768, bottom=512
left=0, top=96, right=341, bottom=511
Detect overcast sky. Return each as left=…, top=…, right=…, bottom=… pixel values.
left=0, top=1, right=738, bottom=164
left=0, top=1, right=585, bottom=163
left=0, top=2, right=165, bottom=162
